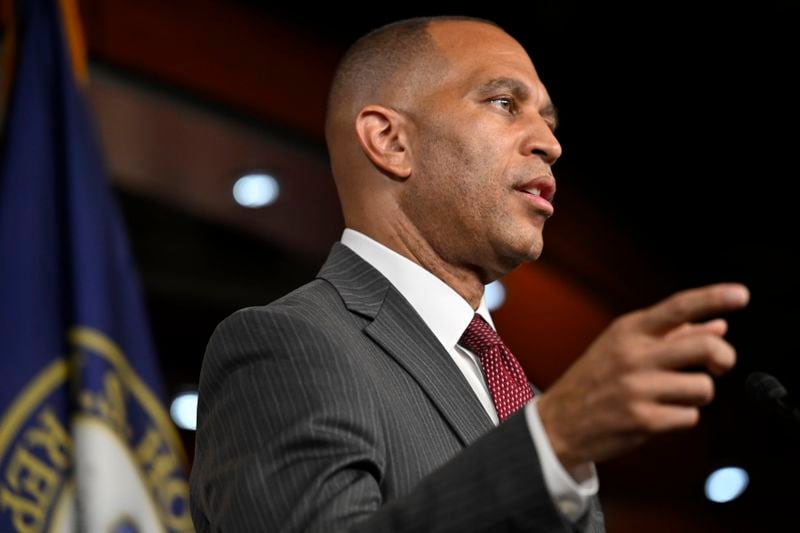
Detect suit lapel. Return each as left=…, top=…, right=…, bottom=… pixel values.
left=364, top=289, right=495, bottom=446
left=318, top=243, right=494, bottom=447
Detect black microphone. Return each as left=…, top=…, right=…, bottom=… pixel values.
left=745, top=372, right=800, bottom=440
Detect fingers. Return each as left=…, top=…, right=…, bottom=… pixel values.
left=649, top=333, right=736, bottom=375
left=637, top=283, right=749, bottom=335
left=538, top=284, right=747, bottom=466
left=664, top=319, right=728, bottom=341
left=625, top=371, right=716, bottom=406
left=629, top=403, right=700, bottom=433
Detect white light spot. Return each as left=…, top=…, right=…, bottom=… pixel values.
left=233, top=173, right=279, bottom=208
left=485, top=281, right=506, bottom=311
left=170, top=391, right=198, bottom=431
left=705, top=467, right=749, bottom=503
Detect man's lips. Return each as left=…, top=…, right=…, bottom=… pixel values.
left=513, top=176, right=556, bottom=216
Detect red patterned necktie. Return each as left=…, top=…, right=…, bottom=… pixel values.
left=459, top=314, right=533, bottom=421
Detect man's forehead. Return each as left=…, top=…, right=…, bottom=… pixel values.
left=427, top=21, right=542, bottom=90
left=428, top=20, right=532, bottom=64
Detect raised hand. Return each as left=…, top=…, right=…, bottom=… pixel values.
left=537, top=283, right=750, bottom=469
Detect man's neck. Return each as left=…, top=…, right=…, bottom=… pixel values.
left=348, top=218, right=485, bottom=309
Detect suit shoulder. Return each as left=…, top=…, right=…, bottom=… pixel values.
left=214, top=277, right=346, bottom=335
left=202, top=279, right=356, bottom=376
left=199, top=278, right=372, bottom=405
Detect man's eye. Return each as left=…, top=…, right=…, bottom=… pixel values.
left=489, top=97, right=515, bottom=113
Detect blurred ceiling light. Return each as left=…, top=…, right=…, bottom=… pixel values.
left=233, top=172, right=279, bottom=208
left=705, top=467, right=749, bottom=503
left=170, top=391, right=198, bottom=431
left=485, top=280, right=506, bottom=311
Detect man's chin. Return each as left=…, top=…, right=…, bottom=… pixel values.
left=523, top=244, right=543, bottom=263
left=516, top=232, right=544, bottom=262
left=493, top=241, right=543, bottom=277
left=519, top=239, right=545, bottom=266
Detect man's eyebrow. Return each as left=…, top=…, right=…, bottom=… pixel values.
left=475, top=77, right=559, bottom=130
left=475, top=77, right=531, bottom=100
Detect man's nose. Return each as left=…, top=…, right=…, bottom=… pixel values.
left=523, top=116, right=562, bottom=165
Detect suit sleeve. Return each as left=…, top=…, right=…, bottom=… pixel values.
left=189, top=306, right=596, bottom=533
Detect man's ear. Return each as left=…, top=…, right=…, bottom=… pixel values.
left=354, top=105, right=412, bottom=180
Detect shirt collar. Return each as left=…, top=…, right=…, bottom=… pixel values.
left=340, top=228, right=495, bottom=351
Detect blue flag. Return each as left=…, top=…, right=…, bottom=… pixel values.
left=0, top=1, right=193, bottom=531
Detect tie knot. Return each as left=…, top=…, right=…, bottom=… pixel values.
left=459, top=314, right=502, bottom=356
left=458, top=313, right=533, bottom=421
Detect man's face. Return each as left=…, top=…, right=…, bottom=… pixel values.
left=400, top=21, right=562, bottom=282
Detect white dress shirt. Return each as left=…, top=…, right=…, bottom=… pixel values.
left=340, top=228, right=598, bottom=522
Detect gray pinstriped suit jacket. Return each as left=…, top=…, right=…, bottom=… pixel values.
left=190, top=242, right=605, bottom=532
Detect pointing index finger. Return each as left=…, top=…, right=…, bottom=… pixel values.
left=639, top=283, right=749, bottom=335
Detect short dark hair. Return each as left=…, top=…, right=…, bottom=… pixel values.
left=324, top=16, right=500, bottom=141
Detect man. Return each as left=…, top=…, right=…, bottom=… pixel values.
left=190, top=16, right=749, bottom=532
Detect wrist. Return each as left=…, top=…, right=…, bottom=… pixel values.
left=536, top=393, right=582, bottom=471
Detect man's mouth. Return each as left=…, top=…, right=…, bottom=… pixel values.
left=514, top=176, right=556, bottom=216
